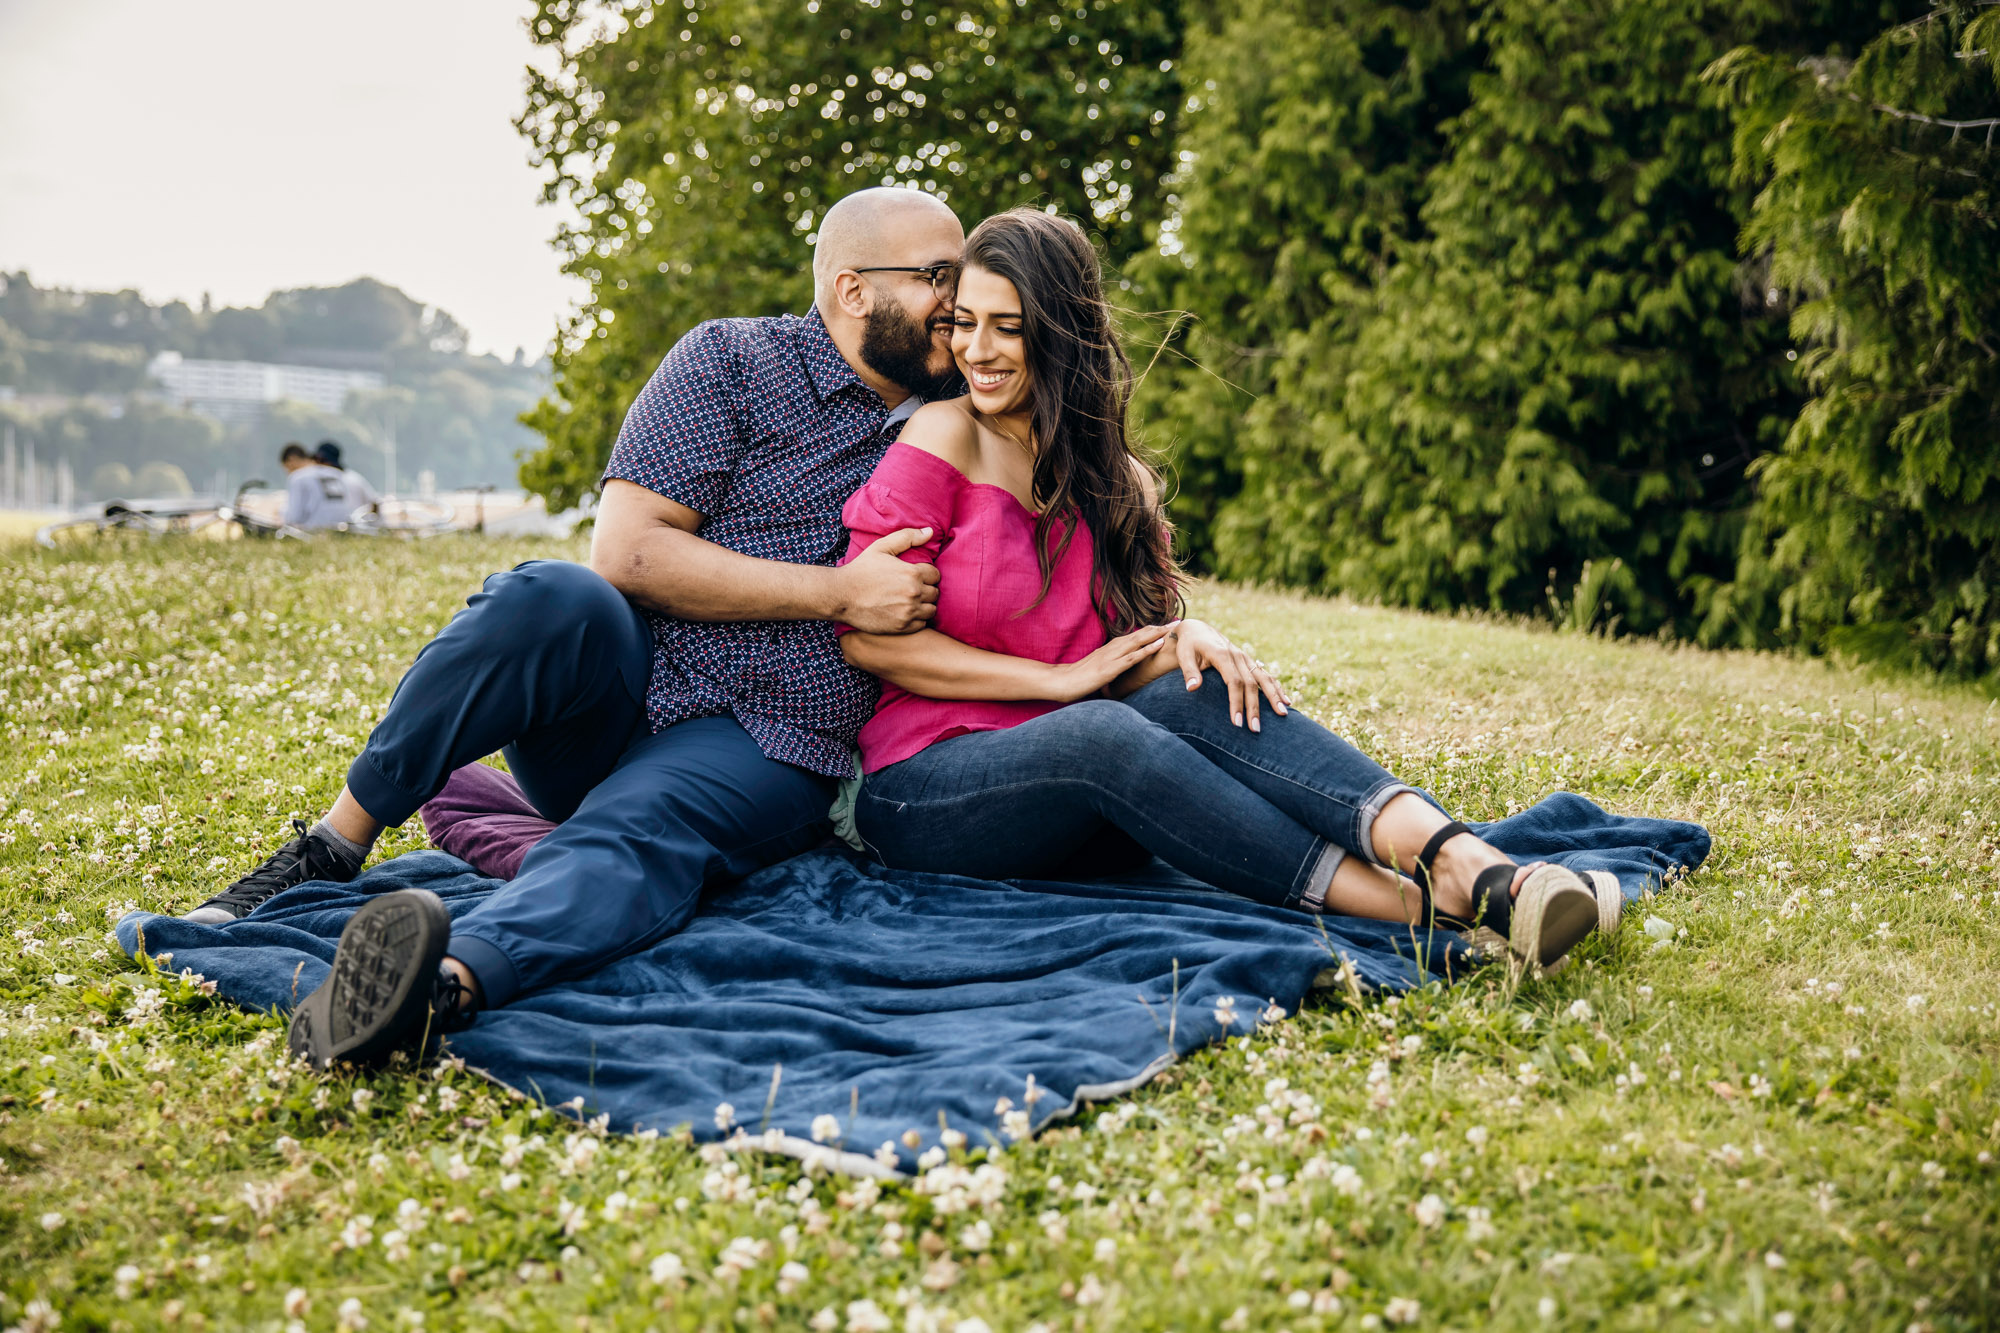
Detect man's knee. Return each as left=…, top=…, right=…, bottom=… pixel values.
left=472, top=561, right=642, bottom=650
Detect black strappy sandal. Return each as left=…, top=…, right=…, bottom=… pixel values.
left=1408, top=822, right=1600, bottom=973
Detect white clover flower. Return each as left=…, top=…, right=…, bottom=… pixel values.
left=1466, top=1207, right=1495, bottom=1242
left=340, top=1215, right=374, bottom=1248
left=809, top=1309, right=839, bottom=1333
left=917, top=1145, right=947, bottom=1170
left=336, top=1297, right=368, bottom=1330
left=499, top=1172, right=524, bottom=1192
left=959, top=1219, right=994, bottom=1252
left=1002, top=1109, right=1032, bottom=1140
left=114, top=1264, right=143, bottom=1299
left=1538, top=1297, right=1558, bottom=1320
left=844, top=1298, right=893, bottom=1332
left=1094, top=1237, right=1117, bottom=1263
left=874, top=1141, right=901, bottom=1168
left=380, top=1229, right=411, bottom=1263
left=953, top=1321, right=994, bottom=1333
left=1384, top=1295, right=1421, bottom=1325
left=810, top=1113, right=841, bottom=1143
left=350, top=1088, right=375, bottom=1113
left=39, top=1212, right=63, bottom=1231
left=648, top=1252, right=686, bottom=1285
left=1331, top=1164, right=1363, bottom=1197
left=1466, top=1125, right=1489, bottom=1149
left=1567, top=999, right=1594, bottom=1022
left=1414, top=1194, right=1446, bottom=1228
left=600, top=1190, right=630, bottom=1223
left=1907, top=994, right=1928, bottom=1011
left=713, top=1101, right=736, bottom=1131
left=1213, top=995, right=1239, bottom=1029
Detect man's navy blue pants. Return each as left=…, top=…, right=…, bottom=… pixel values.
left=343, top=561, right=834, bottom=1008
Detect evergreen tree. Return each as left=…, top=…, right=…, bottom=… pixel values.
left=1710, top=2, right=2000, bottom=673
left=1150, top=0, right=1898, bottom=635
left=1129, top=0, right=1477, bottom=572
left=514, top=0, right=1183, bottom=512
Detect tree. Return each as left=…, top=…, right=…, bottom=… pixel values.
left=1129, top=0, right=1478, bottom=571
left=514, top=0, right=1184, bottom=512
left=1143, top=0, right=1901, bottom=637
left=1709, top=1, right=2000, bottom=674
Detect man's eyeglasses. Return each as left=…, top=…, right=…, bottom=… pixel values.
left=852, top=262, right=960, bottom=306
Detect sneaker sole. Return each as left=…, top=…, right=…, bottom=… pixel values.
left=288, top=890, right=451, bottom=1070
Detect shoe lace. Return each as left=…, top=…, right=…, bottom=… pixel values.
left=206, top=819, right=321, bottom=913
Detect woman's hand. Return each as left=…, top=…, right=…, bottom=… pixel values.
left=1047, top=622, right=1181, bottom=701
left=1169, top=619, right=1290, bottom=731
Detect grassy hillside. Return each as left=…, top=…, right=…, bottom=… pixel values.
left=1, top=537, right=1994, bottom=1331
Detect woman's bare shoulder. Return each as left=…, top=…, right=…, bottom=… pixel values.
left=897, top=397, right=981, bottom=471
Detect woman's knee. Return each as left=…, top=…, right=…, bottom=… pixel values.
left=1052, top=700, right=1186, bottom=771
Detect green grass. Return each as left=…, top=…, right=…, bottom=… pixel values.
left=2, top=536, right=1996, bottom=1332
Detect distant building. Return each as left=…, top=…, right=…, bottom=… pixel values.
left=146, top=351, right=383, bottom=424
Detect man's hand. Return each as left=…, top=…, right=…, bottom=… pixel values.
left=835, top=528, right=941, bottom=633
left=1171, top=619, right=1290, bottom=731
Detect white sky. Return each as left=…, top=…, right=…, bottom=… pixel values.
left=0, top=0, right=583, bottom=359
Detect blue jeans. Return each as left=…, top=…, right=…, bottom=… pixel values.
left=853, top=670, right=1416, bottom=911
left=345, top=561, right=833, bottom=1006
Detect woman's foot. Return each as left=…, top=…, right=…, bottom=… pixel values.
left=1411, top=827, right=1598, bottom=973
left=1423, top=831, right=1539, bottom=920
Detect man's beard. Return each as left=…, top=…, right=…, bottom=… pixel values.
left=859, top=302, right=958, bottom=400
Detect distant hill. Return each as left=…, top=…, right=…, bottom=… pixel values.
left=0, top=273, right=549, bottom=500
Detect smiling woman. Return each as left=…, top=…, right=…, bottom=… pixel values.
left=834, top=208, right=1618, bottom=973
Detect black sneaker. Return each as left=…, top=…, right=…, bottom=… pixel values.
left=288, top=889, right=461, bottom=1070
left=184, top=819, right=363, bottom=924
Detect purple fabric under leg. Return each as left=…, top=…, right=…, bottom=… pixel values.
left=419, top=763, right=557, bottom=881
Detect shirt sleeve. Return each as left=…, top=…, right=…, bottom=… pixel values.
left=834, top=446, right=957, bottom=634
left=284, top=473, right=311, bottom=526
left=601, top=321, right=746, bottom=516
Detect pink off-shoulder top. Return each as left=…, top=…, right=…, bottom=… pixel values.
left=838, top=442, right=1105, bottom=773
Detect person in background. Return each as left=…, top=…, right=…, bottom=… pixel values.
left=279, top=442, right=353, bottom=530
left=314, top=440, right=380, bottom=515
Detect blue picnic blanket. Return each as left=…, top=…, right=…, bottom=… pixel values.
left=117, top=792, right=1706, bottom=1172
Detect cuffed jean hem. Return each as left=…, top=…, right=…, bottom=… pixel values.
left=346, top=749, right=432, bottom=830
left=1354, top=780, right=1419, bottom=869
left=1297, top=841, right=1347, bottom=913
left=446, top=933, right=523, bottom=1011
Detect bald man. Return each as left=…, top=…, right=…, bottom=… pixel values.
left=181, top=188, right=968, bottom=1069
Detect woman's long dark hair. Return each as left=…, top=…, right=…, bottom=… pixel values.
left=961, top=208, right=1183, bottom=633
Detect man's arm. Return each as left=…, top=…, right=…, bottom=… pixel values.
left=588, top=479, right=941, bottom=633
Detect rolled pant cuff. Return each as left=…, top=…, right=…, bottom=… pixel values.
left=1298, top=841, right=1347, bottom=913
left=1355, top=781, right=1420, bottom=869
left=447, top=933, right=523, bottom=1010
left=346, top=749, right=431, bottom=830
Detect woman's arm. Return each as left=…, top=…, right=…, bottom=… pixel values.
left=1106, top=618, right=1292, bottom=730
left=842, top=624, right=1177, bottom=702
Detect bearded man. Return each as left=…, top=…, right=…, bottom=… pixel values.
left=176, top=189, right=966, bottom=1068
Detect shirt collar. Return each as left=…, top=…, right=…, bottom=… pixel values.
left=798, top=306, right=870, bottom=404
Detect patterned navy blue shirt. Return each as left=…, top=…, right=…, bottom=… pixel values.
left=603, top=307, right=913, bottom=778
